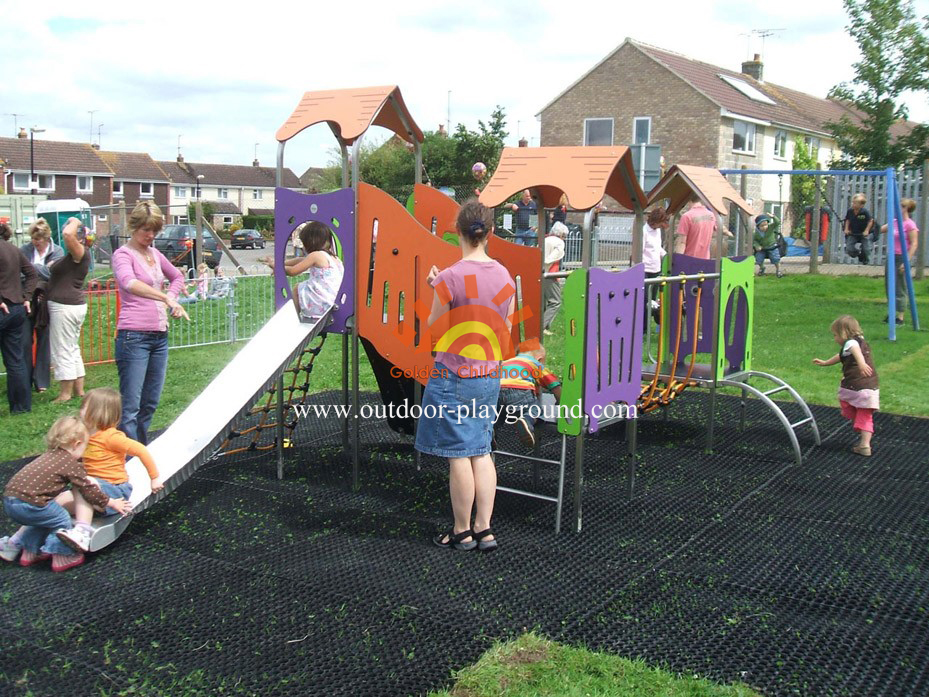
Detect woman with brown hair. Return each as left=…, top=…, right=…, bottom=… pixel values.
left=20, top=219, right=64, bottom=392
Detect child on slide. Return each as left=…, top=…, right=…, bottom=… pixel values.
left=55, top=388, right=163, bottom=554
left=261, top=222, right=344, bottom=321
left=0, top=415, right=132, bottom=572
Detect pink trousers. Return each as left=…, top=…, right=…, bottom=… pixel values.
left=840, top=401, right=874, bottom=433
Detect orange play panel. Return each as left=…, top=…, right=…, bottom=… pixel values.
left=276, top=86, right=423, bottom=145
left=479, top=146, right=648, bottom=212
left=357, top=183, right=541, bottom=385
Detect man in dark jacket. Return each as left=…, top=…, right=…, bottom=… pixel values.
left=0, top=238, right=38, bottom=413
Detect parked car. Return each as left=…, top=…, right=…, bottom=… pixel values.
left=154, top=225, right=222, bottom=269
left=231, top=229, right=266, bottom=249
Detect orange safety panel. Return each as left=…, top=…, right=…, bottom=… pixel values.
left=479, top=146, right=647, bottom=212
left=410, top=183, right=459, bottom=239
left=357, top=183, right=541, bottom=385
left=647, top=164, right=756, bottom=218
left=276, top=86, right=424, bottom=146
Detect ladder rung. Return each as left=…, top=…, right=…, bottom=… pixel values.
left=790, top=417, right=812, bottom=429
left=763, top=385, right=789, bottom=396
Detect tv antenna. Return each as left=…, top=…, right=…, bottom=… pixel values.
left=751, top=28, right=785, bottom=57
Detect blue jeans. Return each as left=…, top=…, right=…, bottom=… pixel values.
left=845, top=234, right=871, bottom=264
left=116, top=330, right=169, bottom=445
left=0, top=304, right=31, bottom=413
left=514, top=229, right=537, bottom=246
left=497, top=387, right=540, bottom=427
left=93, top=478, right=133, bottom=516
left=3, top=496, right=73, bottom=555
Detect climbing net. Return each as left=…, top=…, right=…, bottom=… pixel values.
left=217, top=332, right=329, bottom=456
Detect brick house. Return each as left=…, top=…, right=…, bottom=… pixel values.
left=0, top=132, right=112, bottom=208
left=95, top=150, right=171, bottom=233
left=158, top=158, right=302, bottom=227
left=539, top=38, right=915, bottom=223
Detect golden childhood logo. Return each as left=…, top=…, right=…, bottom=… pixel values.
left=393, top=273, right=532, bottom=361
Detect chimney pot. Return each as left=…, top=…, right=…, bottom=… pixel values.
left=177, top=154, right=184, bottom=163
left=17, top=128, right=27, bottom=139
left=518, top=137, right=528, bottom=147
left=252, top=159, right=260, bottom=167
left=741, top=56, right=764, bottom=82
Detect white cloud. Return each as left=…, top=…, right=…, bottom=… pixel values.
left=1, top=0, right=926, bottom=174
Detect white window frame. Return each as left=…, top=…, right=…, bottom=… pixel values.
left=12, top=173, right=29, bottom=191
left=732, top=121, right=756, bottom=154
left=632, top=117, right=651, bottom=145
left=15, top=173, right=55, bottom=191
left=140, top=182, right=154, bottom=198
left=174, top=186, right=188, bottom=198
left=113, top=181, right=123, bottom=197
left=804, top=136, right=821, bottom=156
left=583, top=118, right=614, bottom=146
left=76, top=175, right=93, bottom=193
left=222, top=215, right=233, bottom=225
left=773, top=130, right=787, bottom=159
left=764, top=202, right=783, bottom=221
left=217, top=188, right=229, bottom=199
left=252, top=188, right=262, bottom=200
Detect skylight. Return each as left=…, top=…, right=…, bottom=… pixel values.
left=718, top=74, right=777, bottom=106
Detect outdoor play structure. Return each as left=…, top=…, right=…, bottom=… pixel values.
left=85, top=84, right=854, bottom=548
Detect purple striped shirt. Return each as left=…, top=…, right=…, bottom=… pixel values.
left=112, top=246, right=184, bottom=331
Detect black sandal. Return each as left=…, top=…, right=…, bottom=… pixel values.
left=473, top=528, right=497, bottom=553
left=433, top=528, right=476, bottom=551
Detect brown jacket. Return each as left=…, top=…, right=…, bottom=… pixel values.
left=0, top=239, right=38, bottom=305
left=4, top=448, right=110, bottom=512
left=840, top=336, right=879, bottom=392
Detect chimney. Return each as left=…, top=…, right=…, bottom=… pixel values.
left=438, top=124, right=447, bottom=137
left=177, top=153, right=184, bottom=163
left=518, top=137, right=529, bottom=147
left=91, top=143, right=100, bottom=150
left=252, top=158, right=260, bottom=167
left=17, top=128, right=27, bottom=139
left=741, top=53, right=763, bottom=82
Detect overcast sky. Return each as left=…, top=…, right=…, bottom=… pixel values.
left=2, top=0, right=927, bottom=175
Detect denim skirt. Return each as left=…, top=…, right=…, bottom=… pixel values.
left=414, top=362, right=500, bottom=458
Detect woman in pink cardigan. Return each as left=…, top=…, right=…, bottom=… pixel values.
left=111, top=201, right=188, bottom=444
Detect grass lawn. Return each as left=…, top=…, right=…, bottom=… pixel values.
left=428, top=633, right=760, bottom=697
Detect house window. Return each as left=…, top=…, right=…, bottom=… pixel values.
left=97, top=214, right=108, bottom=222
left=252, top=189, right=262, bottom=200
left=174, top=186, right=188, bottom=198
left=774, top=130, right=787, bottom=159
left=218, top=188, right=229, bottom=199
left=172, top=215, right=189, bottom=224
left=764, top=202, right=783, bottom=222
left=113, top=181, right=123, bottom=197
left=140, top=182, right=154, bottom=197
left=15, top=173, right=54, bottom=191
left=77, top=176, right=93, bottom=193
left=633, top=117, right=651, bottom=145
left=804, top=136, right=820, bottom=156
left=12, top=173, right=29, bottom=190
left=222, top=216, right=233, bottom=225
left=732, top=121, right=756, bottom=153
left=584, top=118, right=613, bottom=146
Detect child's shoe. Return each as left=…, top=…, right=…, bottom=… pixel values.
left=19, top=549, right=52, bottom=567
left=56, top=525, right=92, bottom=553
left=516, top=417, right=536, bottom=448
left=0, top=536, right=21, bottom=562
left=52, top=552, right=85, bottom=572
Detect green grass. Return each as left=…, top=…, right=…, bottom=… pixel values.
left=428, top=633, right=760, bottom=697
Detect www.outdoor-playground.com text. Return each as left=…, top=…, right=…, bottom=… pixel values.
left=291, top=400, right=637, bottom=425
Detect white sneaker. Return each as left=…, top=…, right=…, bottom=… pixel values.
left=56, top=526, right=91, bottom=553
left=516, top=417, right=536, bottom=448
left=0, top=536, right=21, bottom=562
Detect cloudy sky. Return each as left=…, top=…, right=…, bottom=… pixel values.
left=2, top=0, right=927, bottom=175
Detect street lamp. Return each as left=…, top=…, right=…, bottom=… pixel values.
left=29, top=127, right=45, bottom=194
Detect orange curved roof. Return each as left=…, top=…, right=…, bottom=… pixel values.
left=647, top=164, right=756, bottom=218
left=478, top=146, right=647, bottom=211
left=276, top=86, right=424, bottom=145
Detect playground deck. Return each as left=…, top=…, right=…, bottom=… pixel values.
left=1, top=390, right=927, bottom=697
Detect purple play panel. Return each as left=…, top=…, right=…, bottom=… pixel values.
left=722, top=284, right=749, bottom=373
left=274, top=187, right=355, bottom=334
left=668, top=254, right=716, bottom=359
left=584, top=265, right=645, bottom=433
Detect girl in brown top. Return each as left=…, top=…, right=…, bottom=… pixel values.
left=47, top=218, right=93, bottom=403
left=0, top=415, right=132, bottom=572
left=813, top=315, right=879, bottom=456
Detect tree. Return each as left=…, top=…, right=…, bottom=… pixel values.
left=827, top=0, right=929, bottom=169
left=790, top=136, right=819, bottom=236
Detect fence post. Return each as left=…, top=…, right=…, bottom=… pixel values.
left=227, top=278, right=238, bottom=342
left=918, top=159, right=928, bottom=280
left=809, top=175, right=822, bottom=274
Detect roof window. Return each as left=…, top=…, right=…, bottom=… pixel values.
left=718, top=74, right=776, bottom=105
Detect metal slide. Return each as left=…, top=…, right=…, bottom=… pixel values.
left=87, top=303, right=332, bottom=552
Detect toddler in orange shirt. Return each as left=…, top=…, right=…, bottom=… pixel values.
left=56, top=388, right=164, bottom=553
